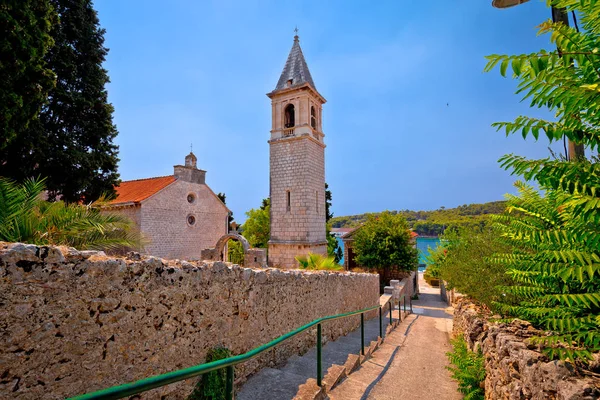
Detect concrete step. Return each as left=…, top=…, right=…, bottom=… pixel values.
left=237, top=311, right=404, bottom=400
left=321, top=364, right=347, bottom=392
left=293, top=378, right=326, bottom=400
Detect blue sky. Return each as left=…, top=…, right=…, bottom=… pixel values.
left=96, top=0, right=564, bottom=223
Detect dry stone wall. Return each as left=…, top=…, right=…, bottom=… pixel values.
left=453, top=298, right=600, bottom=400
left=0, top=242, right=379, bottom=399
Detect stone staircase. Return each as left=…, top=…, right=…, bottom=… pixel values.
left=237, top=308, right=406, bottom=400
left=328, top=281, right=460, bottom=400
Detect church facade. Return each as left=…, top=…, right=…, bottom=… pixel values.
left=267, top=34, right=328, bottom=268
left=105, top=153, right=229, bottom=260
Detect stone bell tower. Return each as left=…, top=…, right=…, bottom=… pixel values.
left=267, top=33, right=327, bottom=268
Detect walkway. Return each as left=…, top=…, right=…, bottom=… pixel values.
left=237, top=309, right=401, bottom=400
left=328, top=275, right=460, bottom=399
left=237, top=274, right=460, bottom=399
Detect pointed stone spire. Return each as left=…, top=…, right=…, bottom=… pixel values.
left=274, top=33, right=316, bottom=92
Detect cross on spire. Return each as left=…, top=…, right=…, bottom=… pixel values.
left=273, top=27, right=316, bottom=91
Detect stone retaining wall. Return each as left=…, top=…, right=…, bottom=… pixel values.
left=453, top=298, right=600, bottom=400
left=384, top=271, right=417, bottom=309
left=0, top=242, right=380, bottom=399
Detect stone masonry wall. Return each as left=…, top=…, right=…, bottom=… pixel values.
left=453, top=298, right=600, bottom=400
left=0, top=242, right=379, bottom=399
left=140, top=179, right=228, bottom=260
left=269, top=136, right=326, bottom=244
left=268, top=135, right=327, bottom=268
left=109, top=205, right=141, bottom=227
left=268, top=243, right=327, bottom=269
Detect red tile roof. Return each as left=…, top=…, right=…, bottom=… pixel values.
left=109, top=176, right=176, bottom=205
left=410, top=231, right=419, bottom=238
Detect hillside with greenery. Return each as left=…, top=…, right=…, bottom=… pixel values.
left=330, top=201, right=506, bottom=236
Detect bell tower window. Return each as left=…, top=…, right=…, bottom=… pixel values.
left=284, top=104, right=295, bottom=128
left=311, top=106, right=317, bottom=129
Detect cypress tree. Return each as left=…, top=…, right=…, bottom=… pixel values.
left=0, top=0, right=55, bottom=150
left=0, top=0, right=119, bottom=202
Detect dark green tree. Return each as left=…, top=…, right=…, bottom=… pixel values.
left=325, top=183, right=343, bottom=263
left=0, top=0, right=55, bottom=150
left=0, top=0, right=119, bottom=203
left=352, top=212, right=419, bottom=280
left=325, top=183, right=334, bottom=221
left=217, top=192, right=234, bottom=230
left=260, top=198, right=269, bottom=210
left=242, top=198, right=270, bottom=248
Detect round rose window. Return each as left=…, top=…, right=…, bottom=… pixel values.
left=187, top=215, right=196, bottom=226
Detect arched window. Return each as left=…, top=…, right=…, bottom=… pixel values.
left=284, top=104, right=295, bottom=128
left=311, top=106, right=316, bottom=129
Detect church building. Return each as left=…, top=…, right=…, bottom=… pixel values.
left=267, top=34, right=328, bottom=268
left=105, top=153, right=229, bottom=260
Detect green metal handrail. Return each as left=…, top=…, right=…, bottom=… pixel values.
left=70, top=304, right=387, bottom=400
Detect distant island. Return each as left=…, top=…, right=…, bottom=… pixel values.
left=330, top=201, right=506, bottom=237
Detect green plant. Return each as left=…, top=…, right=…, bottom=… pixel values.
left=351, top=212, right=419, bottom=279
left=1, top=0, right=120, bottom=203
left=227, top=240, right=244, bottom=265
left=188, top=347, right=232, bottom=400
left=326, top=225, right=343, bottom=263
left=217, top=192, right=235, bottom=231
left=431, top=226, right=513, bottom=309
left=424, top=245, right=445, bottom=279
left=485, top=0, right=600, bottom=363
left=0, top=177, right=141, bottom=251
left=0, top=0, right=56, bottom=151
left=295, top=253, right=343, bottom=271
left=491, top=182, right=600, bottom=361
left=325, top=183, right=343, bottom=263
left=446, top=336, right=485, bottom=400
left=241, top=199, right=270, bottom=248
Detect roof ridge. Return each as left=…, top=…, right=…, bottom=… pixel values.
left=118, top=175, right=175, bottom=184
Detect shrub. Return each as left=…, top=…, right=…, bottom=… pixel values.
left=0, top=177, right=141, bottom=251
left=295, top=253, right=343, bottom=271
left=424, top=245, right=445, bottom=279
left=484, top=0, right=600, bottom=363
left=430, top=226, right=513, bottom=309
left=446, top=336, right=485, bottom=400
left=491, top=182, right=600, bottom=362
left=227, top=240, right=244, bottom=265
left=241, top=199, right=269, bottom=248
left=188, top=347, right=232, bottom=400
left=352, top=212, right=418, bottom=280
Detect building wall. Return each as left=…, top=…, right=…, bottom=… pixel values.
left=0, top=242, right=380, bottom=399
left=107, top=205, right=142, bottom=229
left=101, top=205, right=142, bottom=252
left=268, top=242, right=327, bottom=268
left=140, top=179, right=228, bottom=260
left=268, top=135, right=327, bottom=267
left=269, top=136, right=326, bottom=244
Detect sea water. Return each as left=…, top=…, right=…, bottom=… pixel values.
left=335, top=236, right=440, bottom=270
left=416, top=237, right=441, bottom=270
